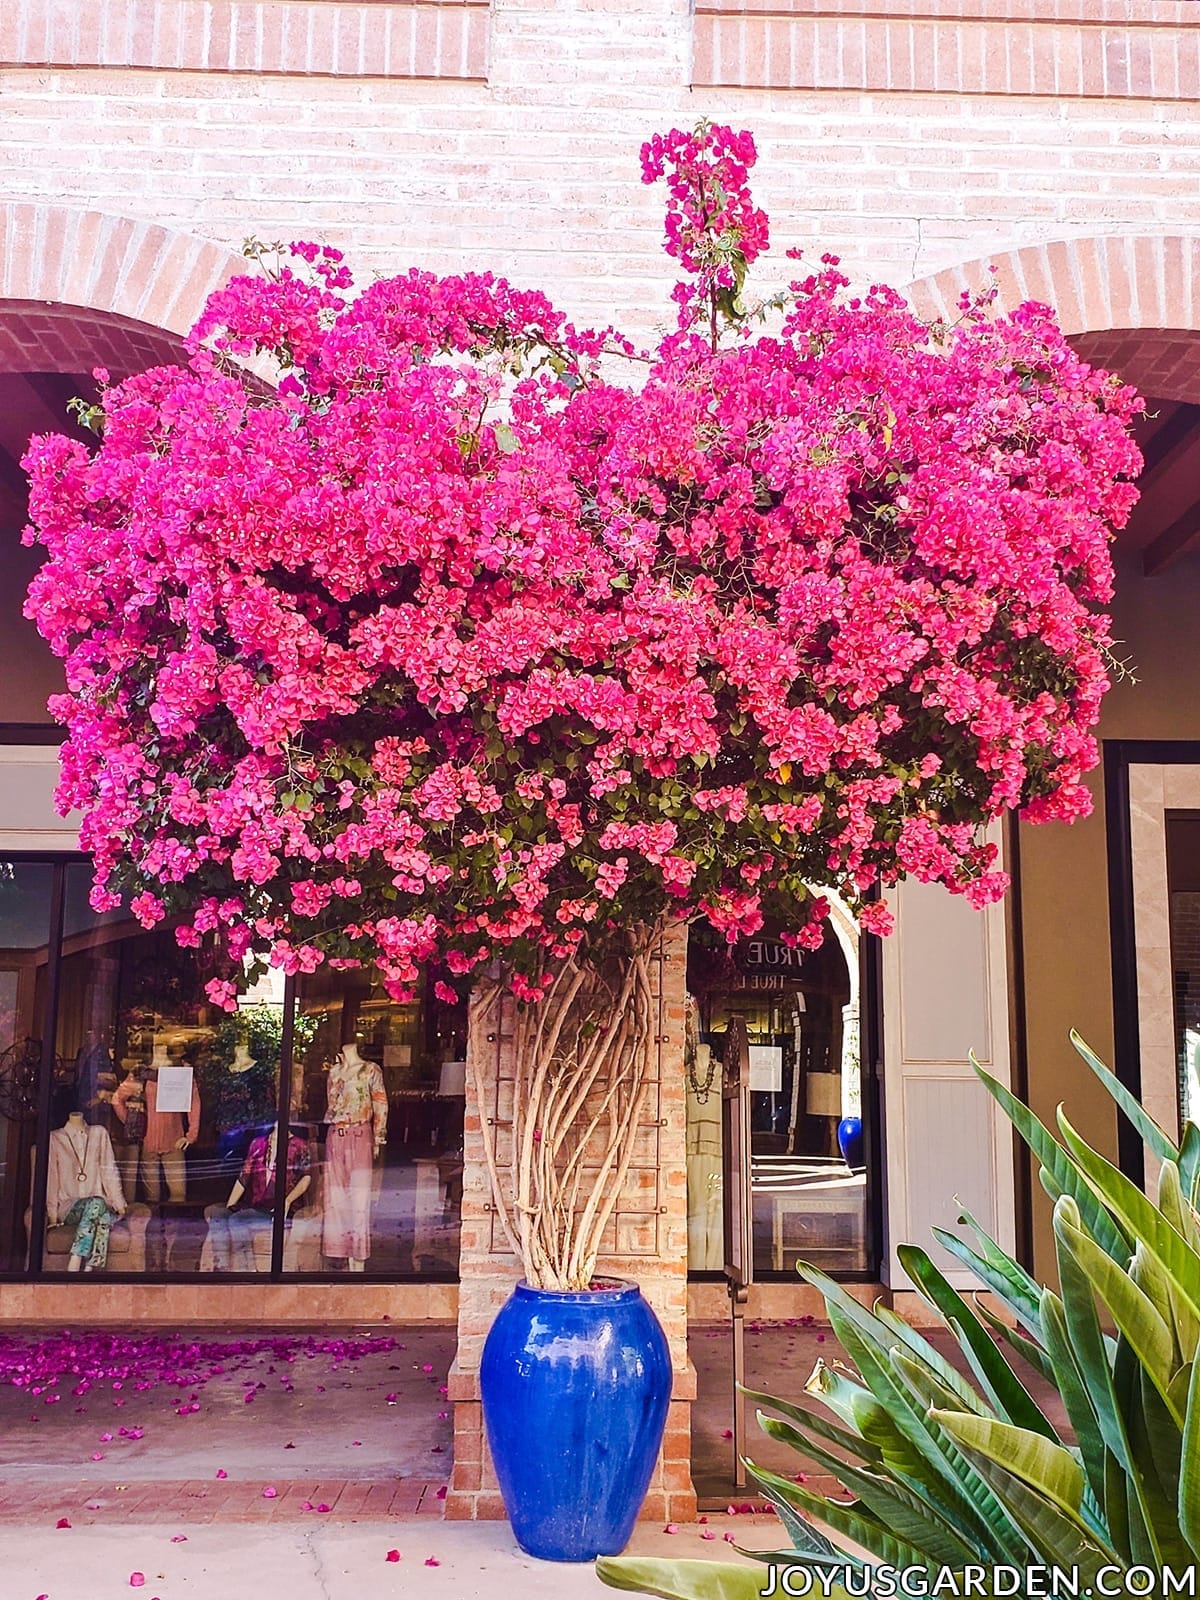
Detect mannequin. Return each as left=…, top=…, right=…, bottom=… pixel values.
left=685, top=995, right=723, bottom=1272
left=113, top=1044, right=200, bottom=1205
left=46, top=1111, right=126, bottom=1271
left=74, top=1027, right=115, bottom=1124
left=214, top=1040, right=275, bottom=1177
left=107, top=1061, right=145, bottom=1202
left=205, top=1125, right=312, bottom=1271
left=322, top=1042, right=387, bottom=1270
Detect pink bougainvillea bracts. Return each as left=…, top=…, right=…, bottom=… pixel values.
left=22, top=124, right=1141, bottom=1005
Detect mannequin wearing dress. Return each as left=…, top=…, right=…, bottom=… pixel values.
left=46, top=1111, right=126, bottom=1272
left=322, top=1043, right=387, bottom=1271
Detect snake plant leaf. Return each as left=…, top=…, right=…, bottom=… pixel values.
left=927, top=1411, right=1085, bottom=1519
left=974, top=1299, right=1058, bottom=1388
left=1058, top=1112, right=1200, bottom=1329
left=1039, top=1287, right=1107, bottom=1509
left=931, top=1216, right=1044, bottom=1341
left=970, top=1056, right=1132, bottom=1263
left=1070, top=1030, right=1179, bottom=1167
left=740, top=1386, right=884, bottom=1468
left=753, top=1418, right=980, bottom=1569
left=897, top=1245, right=1054, bottom=1438
left=748, top=1466, right=941, bottom=1574
left=870, top=1303, right=989, bottom=1413
left=595, top=1558, right=832, bottom=1600
left=1053, top=1204, right=1180, bottom=1424
left=930, top=1411, right=1119, bottom=1581
left=1158, top=1159, right=1200, bottom=1246
left=1129, top=1240, right=1187, bottom=1369
left=755, top=1487, right=847, bottom=1566
left=804, top=1359, right=870, bottom=1434
left=1179, top=1122, right=1200, bottom=1210
left=1177, top=1348, right=1200, bottom=1556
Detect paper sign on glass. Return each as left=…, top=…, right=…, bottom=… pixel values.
left=748, top=1045, right=783, bottom=1093
left=154, top=1065, right=194, bottom=1113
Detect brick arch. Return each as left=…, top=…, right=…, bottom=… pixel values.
left=906, top=234, right=1200, bottom=342
left=0, top=202, right=245, bottom=372
left=907, top=234, right=1200, bottom=405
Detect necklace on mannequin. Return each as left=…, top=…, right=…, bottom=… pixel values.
left=64, top=1120, right=89, bottom=1181
left=686, top=1044, right=717, bottom=1105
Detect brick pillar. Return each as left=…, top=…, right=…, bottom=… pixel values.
left=446, top=922, right=697, bottom=1526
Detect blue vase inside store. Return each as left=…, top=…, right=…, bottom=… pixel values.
left=837, top=1114, right=864, bottom=1168
left=479, top=1278, right=671, bottom=1561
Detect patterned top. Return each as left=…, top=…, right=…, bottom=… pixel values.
left=324, top=1054, right=388, bottom=1143
left=214, top=1058, right=276, bottom=1137
left=236, top=1131, right=311, bottom=1211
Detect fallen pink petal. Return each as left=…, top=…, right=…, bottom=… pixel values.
left=385, top=1550, right=401, bottom=1563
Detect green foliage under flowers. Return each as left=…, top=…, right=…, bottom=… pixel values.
left=597, top=1031, right=1200, bottom=1599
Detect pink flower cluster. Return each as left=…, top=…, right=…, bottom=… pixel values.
left=21, top=126, right=1141, bottom=1006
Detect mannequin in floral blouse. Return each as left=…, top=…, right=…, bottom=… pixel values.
left=322, top=1042, right=387, bottom=1270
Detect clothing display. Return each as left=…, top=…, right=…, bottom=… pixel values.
left=213, top=1051, right=276, bottom=1171
left=686, top=1042, right=723, bottom=1271
left=46, top=1118, right=126, bottom=1224
left=236, top=1128, right=311, bottom=1210
left=204, top=1128, right=312, bottom=1272
left=61, top=1196, right=118, bottom=1271
left=322, top=1120, right=376, bottom=1261
left=113, top=1071, right=201, bottom=1155
left=324, top=1053, right=388, bottom=1138
left=205, top=1205, right=273, bottom=1271
left=140, top=1147, right=187, bottom=1204
left=75, top=1038, right=114, bottom=1122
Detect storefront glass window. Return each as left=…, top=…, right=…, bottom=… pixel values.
left=0, top=855, right=464, bottom=1279
left=1167, top=814, right=1200, bottom=1127
left=291, top=966, right=466, bottom=1275
left=0, top=861, right=54, bottom=1272
left=687, top=918, right=870, bottom=1277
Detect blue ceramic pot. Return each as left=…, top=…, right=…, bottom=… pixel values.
left=838, top=1115, right=864, bottom=1168
left=479, top=1278, right=672, bottom=1561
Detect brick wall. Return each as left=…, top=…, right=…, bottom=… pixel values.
left=1, top=0, right=1199, bottom=354
left=447, top=921, right=697, bottom=1525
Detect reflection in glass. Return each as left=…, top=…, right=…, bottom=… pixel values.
left=50, top=863, right=285, bottom=1272
left=1167, top=815, right=1200, bottom=1128
left=293, top=966, right=466, bottom=1274
left=687, top=918, right=867, bottom=1276
left=0, top=861, right=53, bottom=1272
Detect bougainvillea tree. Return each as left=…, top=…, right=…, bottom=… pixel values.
left=23, top=123, right=1140, bottom=1288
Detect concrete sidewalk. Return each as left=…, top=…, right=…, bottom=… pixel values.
left=4, top=1516, right=782, bottom=1599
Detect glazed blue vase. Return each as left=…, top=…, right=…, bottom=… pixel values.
left=479, top=1279, right=672, bottom=1561
left=838, top=1115, right=864, bottom=1168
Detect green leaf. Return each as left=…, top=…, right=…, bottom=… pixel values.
left=971, top=1056, right=1131, bottom=1264
left=1070, top=1030, right=1179, bottom=1166
left=741, top=1386, right=883, bottom=1467
left=1057, top=1112, right=1200, bottom=1330
left=1177, top=1347, right=1200, bottom=1556
left=898, top=1245, right=1054, bottom=1437
left=747, top=1468, right=938, bottom=1574
left=1052, top=1205, right=1179, bottom=1424
left=1039, top=1288, right=1107, bottom=1510
left=596, top=1558, right=812, bottom=1600
left=1179, top=1122, right=1200, bottom=1209
left=753, top=1421, right=979, bottom=1568
left=931, top=1411, right=1119, bottom=1579
left=928, top=1409, right=1084, bottom=1518
left=932, top=1210, right=1046, bottom=1340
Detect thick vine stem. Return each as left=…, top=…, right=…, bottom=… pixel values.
left=470, top=927, right=664, bottom=1292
